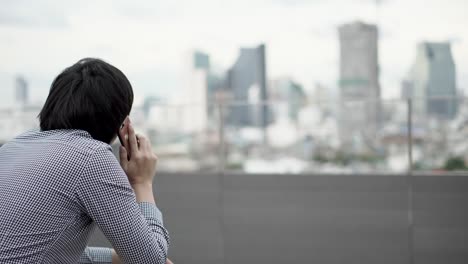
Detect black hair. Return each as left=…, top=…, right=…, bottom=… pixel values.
left=38, top=58, right=134, bottom=143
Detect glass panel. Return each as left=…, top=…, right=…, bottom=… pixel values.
left=411, top=96, right=466, bottom=172
left=221, top=99, right=409, bottom=174
left=302, top=98, right=409, bottom=174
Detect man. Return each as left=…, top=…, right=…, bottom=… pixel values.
left=0, top=58, right=171, bottom=263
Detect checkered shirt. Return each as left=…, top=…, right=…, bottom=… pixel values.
left=0, top=129, right=169, bottom=263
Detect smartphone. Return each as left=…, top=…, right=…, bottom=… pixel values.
left=117, top=124, right=130, bottom=159
left=117, top=126, right=125, bottom=146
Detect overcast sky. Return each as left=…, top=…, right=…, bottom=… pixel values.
left=0, top=0, right=467, bottom=107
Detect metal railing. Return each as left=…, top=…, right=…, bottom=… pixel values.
left=1, top=96, right=467, bottom=175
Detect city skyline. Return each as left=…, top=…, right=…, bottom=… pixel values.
left=0, top=0, right=467, bottom=107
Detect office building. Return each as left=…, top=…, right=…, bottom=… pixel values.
left=183, top=50, right=212, bottom=132
left=338, top=21, right=381, bottom=145
left=15, top=76, right=28, bottom=106
left=403, top=42, right=457, bottom=120
left=193, top=51, right=210, bottom=70
left=226, top=44, right=271, bottom=127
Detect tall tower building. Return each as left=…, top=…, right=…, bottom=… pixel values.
left=338, top=21, right=380, bottom=146
left=193, top=51, right=210, bottom=70
left=15, top=76, right=28, bottom=106
left=403, top=42, right=457, bottom=120
left=226, top=44, right=270, bottom=127
left=183, top=50, right=211, bottom=133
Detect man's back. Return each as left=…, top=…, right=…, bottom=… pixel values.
left=0, top=129, right=169, bottom=263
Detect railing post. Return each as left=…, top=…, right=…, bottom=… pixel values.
left=407, top=99, right=413, bottom=174
left=216, top=100, right=226, bottom=263
left=407, top=98, right=414, bottom=264
left=217, top=101, right=226, bottom=173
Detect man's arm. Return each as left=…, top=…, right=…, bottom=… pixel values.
left=77, top=120, right=170, bottom=263
left=75, top=146, right=169, bottom=264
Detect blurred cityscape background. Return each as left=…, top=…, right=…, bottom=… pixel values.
left=1, top=0, right=467, bottom=174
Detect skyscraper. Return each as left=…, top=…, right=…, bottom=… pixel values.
left=193, top=51, right=210, bottom=70
left=184, top=50, right=211, bottom=133
left=15, top=76, right=28, bottom=106
left=403, top=42, right=457, bottom=120
left=226, top=44, right=270, bottom=127
left=338, top=21, right=380, bottom=145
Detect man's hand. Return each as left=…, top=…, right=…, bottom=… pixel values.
left=118, top=118, right=158, bottom=203
left=119, top=119, right=158, bottom=186
left=112, top=250, right=174, bottom=264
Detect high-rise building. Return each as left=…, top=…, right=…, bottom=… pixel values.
left=193, top=51, right=210, bottom=70
left=183, top=50, right=212, bottom=133
left=226, top=44, right=270, bottom=127
left=15, top=76, right=28, bottom=106
left=403, top=42, right=457, bottom=120
left=338, top=21, right=380, bottom=145
left=269, top=78, right=306, bottom=122
left=181, top=50, right=226, bottom=133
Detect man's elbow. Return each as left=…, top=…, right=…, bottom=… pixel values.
left=121, top=240, right=168, bottom=264
left=149, top=239, right=169, bottom=264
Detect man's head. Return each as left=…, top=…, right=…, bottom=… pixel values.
left=38, top=58, right=134, bottom=144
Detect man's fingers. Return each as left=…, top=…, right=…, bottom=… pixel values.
left=119, top=146, right=128, bottom=168
left=125, top=118, right=132, bottom=152
left=136, top=134, right=150, bottom=152
left=123, top=119, right=131, bottom=150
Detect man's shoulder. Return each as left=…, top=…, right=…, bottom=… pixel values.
left=13, top=129, right=112, bottom=156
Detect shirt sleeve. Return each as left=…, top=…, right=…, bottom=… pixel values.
left=75, top=147, right=170, bottom=264
left=79, top=247, right=112, bottom=263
